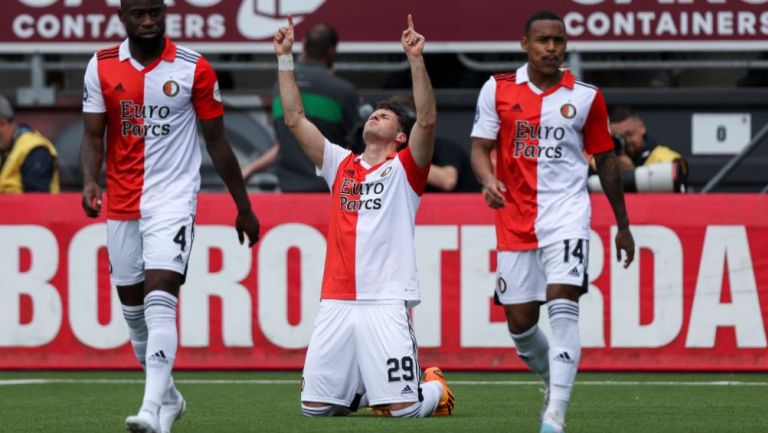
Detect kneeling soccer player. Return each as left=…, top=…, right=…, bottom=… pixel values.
left=272, top=15, right=454, bottom=418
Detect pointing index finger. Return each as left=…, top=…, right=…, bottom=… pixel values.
left=407, top=14, right=414, bottom=30
left=288, top=15, right=294, bottom=30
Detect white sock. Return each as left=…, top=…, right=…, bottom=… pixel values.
left=510, top=325, right=550, bottom=388
left=163, top=377, right=180, bottom=404
left=301, top=404, right=351, bottom=417
left=122, top=303, right=180, bottom=406
left=121, top=304, right=148, bottom=368
left=141, top=291, right=178, bottom=416
left=390, top=381, right=442, bottom=418
left=545, top=299, right=581, bottom=423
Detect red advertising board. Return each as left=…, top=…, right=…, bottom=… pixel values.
left=0, top=193, right=767, bottom=371
left=1, top=0, right=767, bottom=53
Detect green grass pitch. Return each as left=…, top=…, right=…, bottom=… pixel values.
left=0, top=371, right=766, bottom=432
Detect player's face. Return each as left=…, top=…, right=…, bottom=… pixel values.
left=362, top=109, right=407, bottom=147
left=119, top=0, right=166, bottom=47
left=610, top=116, right=647, bottom=158
left=522, top=20, right=567, bottom=77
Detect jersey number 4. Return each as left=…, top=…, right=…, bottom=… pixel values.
left=173, top=226, right=187, bottom=252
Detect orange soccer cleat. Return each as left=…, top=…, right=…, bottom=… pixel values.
left=422, top=367, right=455, bottom=416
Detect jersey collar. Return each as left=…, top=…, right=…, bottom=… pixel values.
left=118, top=36, right=177, bottom=63
left=353, top=152, right=397, bottom=173
left=353, top=152, right=397, bottom=163
left=516, top=63, right=576, bottom=90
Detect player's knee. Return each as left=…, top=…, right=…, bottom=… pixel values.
left=301, top=403, right=350, bottom=417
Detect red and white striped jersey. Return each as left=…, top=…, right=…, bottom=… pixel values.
left=471, top=64, right=613, bottom=251
left=83, top=37, right=223, bottom=220
left=317, top=140, right=429, bottom=304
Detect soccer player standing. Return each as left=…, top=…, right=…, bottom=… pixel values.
left=274, top=15, right=454, bottom=418
left=470, top=11, right=635, bottom=433
left=79, top=1, right=260, bottom=432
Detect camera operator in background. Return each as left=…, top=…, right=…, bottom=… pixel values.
left=588, top=106, right=688, bottom=193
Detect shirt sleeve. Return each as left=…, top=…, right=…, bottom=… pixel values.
left=583, top=89, right=614, bottom=155
left=470, top=77, right=500, bottom=140
left=192, top=56, right=224, bottom=120
left=399, top=146, right=430, bottom=196
left=316, top=138, right=352, bottom=188
left=82, top=54, right=106, bottom=113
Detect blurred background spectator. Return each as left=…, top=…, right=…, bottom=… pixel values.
left=0, top=95, right=59, bottom=193
left=610, top=106, right=689, bottom=192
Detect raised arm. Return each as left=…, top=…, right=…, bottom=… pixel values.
left=79, top=112, right=106, bottom=217
left=201, top=116, right=261, bottom=247
left=274, top=16, right=326, bottom=167
left=594, top=151, right=635, bottom=268
left=402, top=14, right=436, bottom=168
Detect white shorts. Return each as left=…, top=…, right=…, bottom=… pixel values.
left=495, top=238, right=589, bottom=305
left=301, top=300, right=421, bottom=407
left=107, top=213, right=195, bottom=286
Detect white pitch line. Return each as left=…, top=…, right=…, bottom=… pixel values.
left=452, top=380, right=768, bottom=386
left=1, top=379, right=767, bottom=387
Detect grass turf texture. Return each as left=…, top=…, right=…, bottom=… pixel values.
left=0, top=371, right=766, bottom=432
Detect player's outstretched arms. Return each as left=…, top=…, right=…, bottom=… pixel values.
left=202, top=116, right=261, bottom=247
left=79, top=113, right=106, bottom=218
left=274, top=15, right=325, bottom=168
left=594, top=151, right=634, bottom=268
left=402, top=14, right=435, bottom=168
left=471, top=138, right=506, bottom=208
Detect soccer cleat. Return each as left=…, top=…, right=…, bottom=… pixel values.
left=370, top=407, right=391, bottom=416
left=423, top=367, right=455, bottom=416
left=539, top=416, right=565, bottom=433
left=125, top=411, right=160, bottom=433
left=159, top=389, right=186, bottom=433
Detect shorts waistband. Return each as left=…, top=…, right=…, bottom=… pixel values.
left=321, top=299, right=405, bottom=306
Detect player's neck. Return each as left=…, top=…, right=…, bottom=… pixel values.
left=128, top=37, right=166, bottom=67
left=527, top=65, right=562, bottom=92
left=362, top=142, right=396, bottom=166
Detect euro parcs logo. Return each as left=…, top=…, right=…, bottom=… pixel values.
left=237, top=0, right=327, bottom=39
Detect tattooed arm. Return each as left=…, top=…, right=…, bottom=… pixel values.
left=594, top=151, right=635, bottom=268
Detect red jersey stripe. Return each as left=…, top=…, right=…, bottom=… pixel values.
left=321, top=152, right=360, bottom=299
left=495, top=78, right=540, bottom=250
left=99, top=56, right=146, bottom=220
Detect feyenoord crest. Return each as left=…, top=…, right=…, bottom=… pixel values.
left=560, top=103, right=577, bottom=119
left=496, top=276, right=507, bottom=294
left=163, top=80, right=180, bottom=97
left=380, top=166, right=393, bottom=177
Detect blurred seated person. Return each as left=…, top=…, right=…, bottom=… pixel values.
left=242, top=23, right=358, bottom=192
left=0, top=95, right=59, bottom=193
left=427, top=136, right=481, bottom=192
left=589, top=106, right=688, bottom=193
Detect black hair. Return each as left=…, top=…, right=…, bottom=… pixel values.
left=524, top=11, right=564, bottom=36
left=304, top=23, right=339, bottom=60
left=375, top=100, right=416, bottom=137
left=608, top=106, right=639, bottom=123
